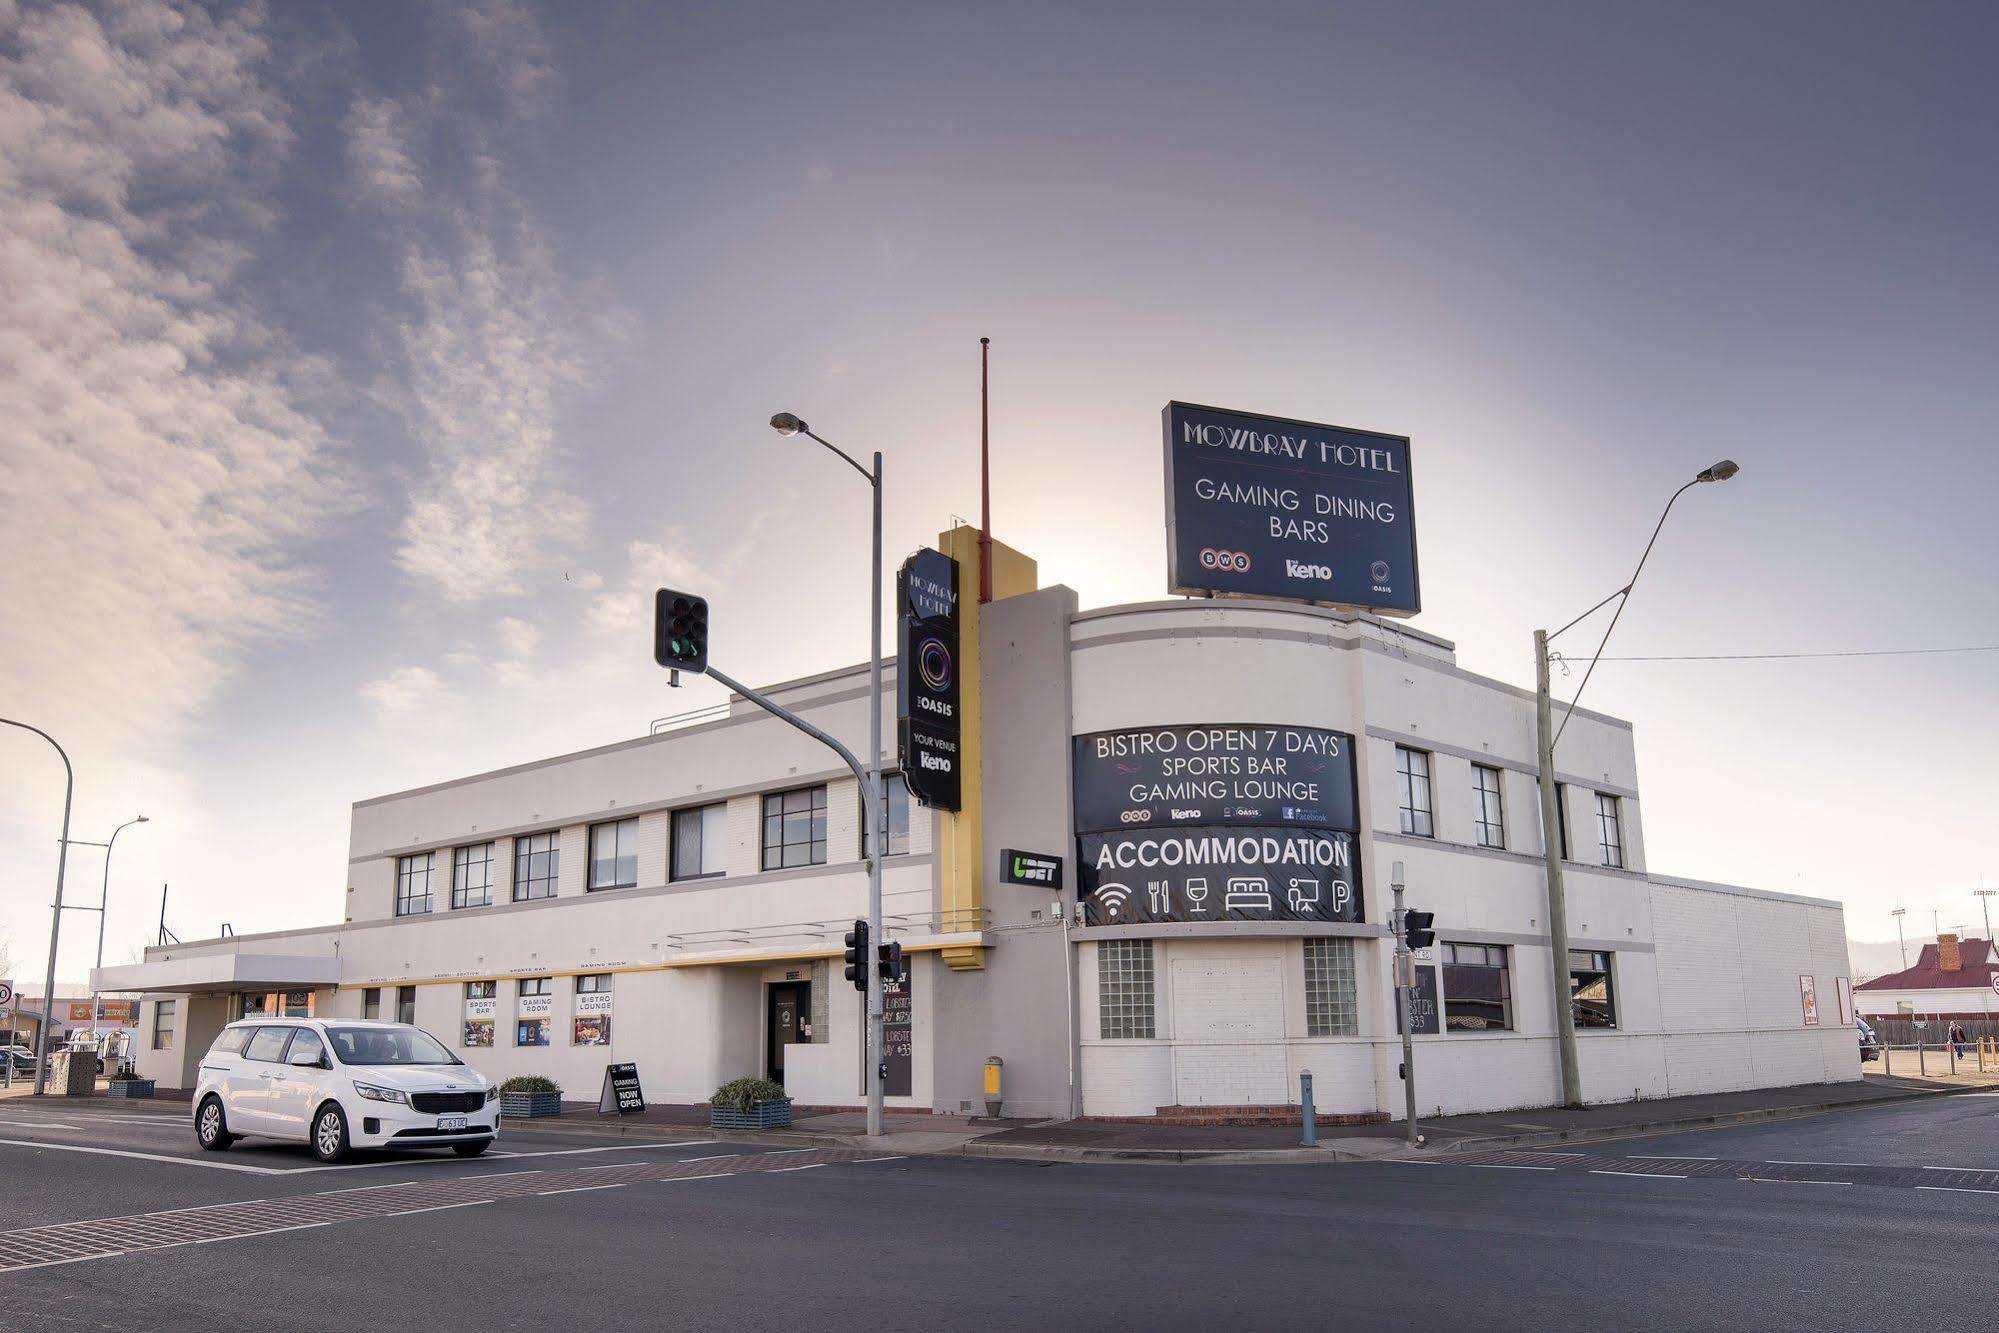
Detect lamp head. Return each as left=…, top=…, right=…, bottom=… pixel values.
left=136, top=815, right=149, bottom=823
left=1697, top=459, right=1740, bottom=483
left=769, top=412, right=806, bottom=437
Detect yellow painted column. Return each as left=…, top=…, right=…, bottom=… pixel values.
left=934, top=527, right=1037, bottom=971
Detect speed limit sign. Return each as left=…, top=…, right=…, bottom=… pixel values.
left=0, top=980, right=14, bottom=1008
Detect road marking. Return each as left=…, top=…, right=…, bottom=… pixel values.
left=1922, top=1164, right=1999, bottom=1172
left=1468, top=1164, right=1554, bottom=1172
left=1591, top=1169, right=1686, bottom=1180
left=1628, top=1155, right=1716, bottom=1161
left=1529, top=1151, right=1588, bottom=1157
left=770, top=1163, right=827, bottom=1173
left=1763, top=1160, right=1868, bottom=1167
left=0, top=1137, right=289, bottom=1175
left=660, top=1172, right=734, bottom=1183
left=317, top=1170, right=542, bottom=1195
left=855, top=1156, right=906, bottom=1164
left=1744, top=1177, right=1851, bottom=1186
left=537, top=1183, right=627, bottom=1196
left=1918, top=1185, right=1999, bottom=1196
left=0, top=1134, right=716, bottom=1177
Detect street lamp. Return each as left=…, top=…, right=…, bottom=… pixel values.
left=89, top=816, right=148, bottom=1041
left=1975, top=889, right=1995, bottom=947
left=766, top=411, right=888, bottom=1139
left=1891, top=907, right=1908, bottom=969
left=1534, top=460, right=1739, bottom=1108
left=1, top=716, right=74, bottom=1096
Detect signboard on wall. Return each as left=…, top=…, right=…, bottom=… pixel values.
left=1401, top=965, right=1440, bottom=1036
left=1835, top=977, right=1853, bottom=1027
left=1072, top=723, right=1358, bottom=833
left=1000, top=849, right=1063, bottom=888
left=1073, top=722, right=1362, bottom=926
left=1163, top=401, right=1418, bottom=615
left=896, top=548, right=962, bottom=811
left=882, top=975, right=912, bottom=1098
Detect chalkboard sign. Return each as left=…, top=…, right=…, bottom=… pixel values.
left=598, top=1062, right=644, bottom=1115
left=882, top=976, right=912, bottom=1098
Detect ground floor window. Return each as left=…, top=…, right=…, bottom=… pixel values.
left=573, top=973, right=612, bottom=1045
left=241, top=990, right=315, bottom=1019
left=1442, top=942, right=1512, bottom=1031
left=1570, top=950, right=1617, bottom=1029
left=516, top=1019, right=551, bottom=1047
left=151, top=1000, right=176, bottom=1051
left=462, top=979, right=497, bottom=1047
left=361, top=987, right=380, bottom=1020
left=1098, top=939, right=1156, bottom=1039
left=396, top=985, right=416, bottom=1027
left=1304, top=937, right=1359, bottom=1037
left=517, top=975, right=553, bottom=1046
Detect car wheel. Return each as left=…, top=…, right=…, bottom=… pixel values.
left=196, top=1096, right=235, bottom=1151
left=452, top=1140, right=492, bottom=1157
left=311, top=1103, right=351, bottom=1163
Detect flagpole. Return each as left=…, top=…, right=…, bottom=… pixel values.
left=978, top=336, right=993, bottom=604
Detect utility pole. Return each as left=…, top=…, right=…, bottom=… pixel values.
left=1975, top=889, right=1995, bottom=947
left=1392, top=863, right=1418, bottom=1146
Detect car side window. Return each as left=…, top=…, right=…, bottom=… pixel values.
left=243, top=1026, right=293, bottom=1062
left=208, top=1027, right=252, bottom=1056
left=287, top=1029, right=326, bottom=1067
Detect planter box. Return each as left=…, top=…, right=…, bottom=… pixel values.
left=500, top=1090, right=563, bottom=1119
left=105, top=1079, right=155, bottom=1099
left=709, top=1098, right=793, bottom=1130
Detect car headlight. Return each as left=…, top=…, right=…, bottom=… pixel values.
left=353, top=1082, right=409, bottom=1104
left=484, top=1085, right=499, bottom=1104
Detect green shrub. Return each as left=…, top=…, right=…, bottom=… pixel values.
left=501, top=1074, right=561, bottom=1094
left=107, top=1063, right=140, bottom=1082
left=712, top=1077, right=787, bottom=1112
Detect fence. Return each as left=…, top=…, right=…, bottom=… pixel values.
left=1866, top=1016, right=1999, bottom=1045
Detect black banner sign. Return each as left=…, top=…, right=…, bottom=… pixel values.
left=1164, top=401, right=1419, bottom=614
left=597, top=1061, right=644, bottom=1115
left=882, top=975, right=912, bottom=1098
left=1401, top=966, right=1440, bottom=1036
left=897, top=548, right=961, bottom=811
left=1076, top=827, right=1361, bottom=925
left=1073, top=723, right=1357, bottom=835
left=1000, top=849, right=1063, bottom=888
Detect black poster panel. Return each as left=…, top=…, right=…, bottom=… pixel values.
left=1401, top=966, right=1440, bottom=1036
left=882, top=975, right=912, bottom=1098
left=897, top=548, right=962, bottom=811
left=598, top=1062, right=644, bottom=1115
left=1076, top=827, right=1363, bottom=926
left=1164, top=401, right=1419, bottom=614
left=1072, top=723, right=1357, bottom=835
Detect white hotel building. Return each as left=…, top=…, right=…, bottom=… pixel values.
left=106, top=545, right=1860, bottom=1121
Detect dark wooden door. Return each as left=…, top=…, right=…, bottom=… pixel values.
left=766, top=982, right=807, bottom=1084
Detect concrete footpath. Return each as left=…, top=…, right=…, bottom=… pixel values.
left=17, top=1070, right=1992, bottom=1165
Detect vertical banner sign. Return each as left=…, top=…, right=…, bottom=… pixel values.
left=1163, top=401, right=1419, bottom=615
left=882, top=974, right=913, bottom=1098
left=1073, top=723, right=1363, bottom=926
left=897, top=548, right=962, bottom=810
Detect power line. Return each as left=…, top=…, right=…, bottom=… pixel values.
left=1587, top=645, right=1999, bottom=662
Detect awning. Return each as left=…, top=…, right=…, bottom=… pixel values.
left=90, top=954, right=342, bottom=995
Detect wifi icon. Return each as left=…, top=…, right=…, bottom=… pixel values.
left=1095, top=884, right=1133, bottom=918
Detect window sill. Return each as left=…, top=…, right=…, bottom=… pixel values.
left=586, top=883, right=639, bottom=893
left=669, top=871, right=726, bottom=883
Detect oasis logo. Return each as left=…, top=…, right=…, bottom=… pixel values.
left=1198, top=548, right=1251, bottom=573
left=1284, top=559, right=1333, bottom=581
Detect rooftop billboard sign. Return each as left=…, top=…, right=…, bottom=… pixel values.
left=1163, top=401, right=1419, bottom=615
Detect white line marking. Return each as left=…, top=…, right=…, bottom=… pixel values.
left=1918, top=1185, right=1999, bottom=1196
left=1591, top=1169, right=1686, bottom=1180
left=656, top=1172, right=734, bottom=1183
left=1528, top=1151, right=1588, bottom=1157
left=1922, top=1165, right=1999, bottom=1172
left=537, top=1183, right=628, bottom=1196
left=1468, top=1164, right=1554, bottom=1172
left=854, top=1156, right=906, bottom=1164
left=1628, top=1155, right=1716, bottom=1161
left=0, top=1138, right=288, bottom=1175
left=1745, top=1177, right=1851, bottom=1186
left=769, top=1163, right=826, bottom=1173
left=380, top=1200, right=494, bottom=1218
left=315, top=1170, right=542, bottom=1196
left=1764, top=1160, right=1868, bottom=1167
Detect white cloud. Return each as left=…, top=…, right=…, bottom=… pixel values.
left=0, top=0, right=345, bottom=784
left=495, top=615, right=540, bottom=659
left=359, top=665, right=445, bottom=716
left=342, top=95, right=421, bottom=207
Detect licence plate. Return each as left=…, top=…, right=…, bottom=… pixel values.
left=437, top=1115, right=468, bottom=1132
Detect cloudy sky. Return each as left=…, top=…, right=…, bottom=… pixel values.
left=3, top=0, right=1995, bottom=984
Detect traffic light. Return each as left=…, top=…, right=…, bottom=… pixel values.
left=653, top=589, right=709, bottom=673
left=876, top=940, right=905, bottom=985
left=1403, top=909, right=1435, bottom=952
left=843, top=919, right=870, bottom=992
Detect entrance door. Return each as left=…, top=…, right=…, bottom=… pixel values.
left=766, top=982, right=808, bottom=1085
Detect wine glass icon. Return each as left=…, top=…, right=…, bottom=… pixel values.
left=1185, top=877, right=1210, bottom=914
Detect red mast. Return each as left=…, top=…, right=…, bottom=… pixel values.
left=978, top=336, right=993, bottom=604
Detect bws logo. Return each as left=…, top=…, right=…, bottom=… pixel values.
left=1198, top=548, right=1251, bottom=573
left=1285, top=559, right=1333, bottom=581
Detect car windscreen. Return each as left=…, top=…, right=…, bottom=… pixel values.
left=324, top=1026, right=461, bottom=1067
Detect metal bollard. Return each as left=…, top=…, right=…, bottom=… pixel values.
left=1300, top=1070, right=1316, bottom=1148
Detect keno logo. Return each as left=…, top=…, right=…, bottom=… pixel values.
left=1198, top=548, right=1251, bottom=573
left=1285, top=559, right=1333, bottom=581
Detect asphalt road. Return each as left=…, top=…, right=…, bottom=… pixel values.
left=2, top=1093, right=1996, bottom=1332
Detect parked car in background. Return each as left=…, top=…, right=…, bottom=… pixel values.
left=192, top=1018, right=499, bottom=1163
left=1857, top=1017, right=1882, bottom=1062
left=3, top=1044, right=37, bottom=1075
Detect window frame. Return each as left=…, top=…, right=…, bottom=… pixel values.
left=1440, top=940, right=1513, bottom=1032
left=1395, top=746, right=1434, bottom=838
left=451, top=841, right=496, bottom=909
left=761, top=785, right=829, bottom=871
left=242, top=1024, right=294, bottom=1063
left=575, top=973, right=613, bottom=994
left=587, top=816, right=641, bottom=892
left=360, top=987, right=380, bottom=1021
left=1097, top=939, right=1157, bottom=1040
left=152, top=999, right=178, bottom=1051
left=464, top=980, right=497, bottom=1001
left=512, top=830, right=560, bottom=901
left=394, top=852, right=434, bottom=917
left=862, top=773, right=912, bottom=858
left=1569, top=949, right=1618, bottom=1030
left=1304, top=937, right=1359, bottom=1038
left=1472, top=764, right=1506, bottom=850
left=1596, top=792, right=1624, bottom=868
left=395, top=985, right=416, bottom=1027
left=670, top=802, right=728, bottom=882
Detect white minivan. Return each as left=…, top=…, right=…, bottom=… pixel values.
left=193, top=1018, right=499, bottom=1163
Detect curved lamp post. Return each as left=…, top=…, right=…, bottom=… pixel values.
left=1, top=717, right=74, bottom=1096
left=1535, top=460, right=1739, bottom=1108
left=88, top=816, right=148, bottom=1040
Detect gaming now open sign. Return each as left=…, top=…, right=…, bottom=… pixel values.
left=1163, top=401, right=1419, bottom=616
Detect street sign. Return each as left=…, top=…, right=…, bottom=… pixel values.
left=1000, top=849, right=1063, bottom=889
left=597, top=1062, right=644, bottom=1115
left=1071, top=723, right=1358, bottom=834
left=0, top=980, right=13, bottom=1008
left=1991, top=974, right=1999, bottom=998
left=896, top=548, right=961, bottom=810
left=1163, top=401, right=1419, bottom=614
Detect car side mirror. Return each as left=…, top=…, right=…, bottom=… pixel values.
left=289, top=1048, right=327, bottom=1069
